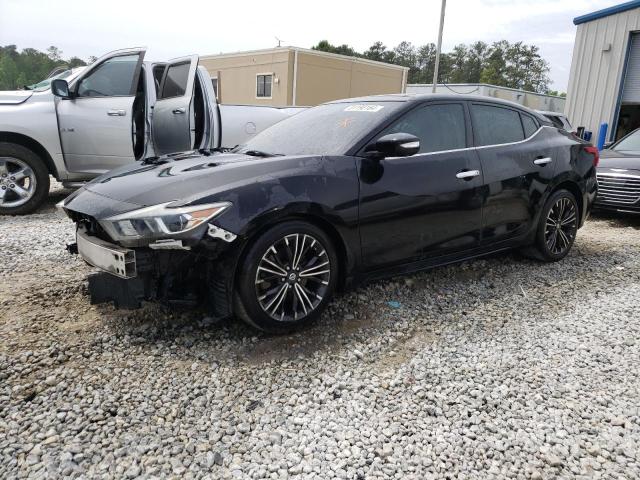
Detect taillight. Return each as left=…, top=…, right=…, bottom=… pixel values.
left=584, top=146, right=599, bottom=167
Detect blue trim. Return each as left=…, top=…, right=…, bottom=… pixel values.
left=574, top=1, right=640, bottom=25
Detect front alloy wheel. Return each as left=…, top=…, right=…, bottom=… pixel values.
left=234, top=221, right=338, bottom=333
left=255, top=233, right=331, bottom=322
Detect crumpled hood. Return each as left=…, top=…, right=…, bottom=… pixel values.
left=598, top=149, right=640, bottom=171
left=0, top=90, right=33, bottom=105
left=63, top=150, right=322, bottom=219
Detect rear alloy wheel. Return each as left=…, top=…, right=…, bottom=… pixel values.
left=527, top=189, right=579, bottom=262
left=235, top=221, right=338, bottom=333
left=545, top=196, right=577, bottom=256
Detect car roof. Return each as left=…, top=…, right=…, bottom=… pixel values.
left=327, top=93, right=550, bottom=123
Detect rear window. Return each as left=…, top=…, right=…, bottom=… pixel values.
left=548, top=115, right=564, bottom=129
left=471, top=104, right=524, bottom=146
left=160, top=62, right=190, bottom=99
left=521, top=113, right=539, bottom=138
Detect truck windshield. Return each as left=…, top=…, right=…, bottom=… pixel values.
left=233, top=101, right=405, bottom=156
left=26, top=67, right=86, bottom=92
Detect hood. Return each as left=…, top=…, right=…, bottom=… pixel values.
left=598, top=149, right=640, bottom=171
left=0, top=90, right=33, bottom=105
left=64, top=150, right=321, bottom=218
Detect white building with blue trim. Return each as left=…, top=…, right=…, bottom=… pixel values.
left=566, top=0, right=640, bottom=143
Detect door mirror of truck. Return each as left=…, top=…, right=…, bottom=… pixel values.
left=51, top=79, right=70, bottom=98
left=365, top=133, right=420, bottom=159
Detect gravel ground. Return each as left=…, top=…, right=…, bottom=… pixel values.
left=1, top=183, right=639, bottom=479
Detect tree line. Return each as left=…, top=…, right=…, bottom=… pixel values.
left=312, top=40, right=562, bottom=96
left=0, top=41, right=562, bottom=96
left=0, top=45, right=96, bottom=90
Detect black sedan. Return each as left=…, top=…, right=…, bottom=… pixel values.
left=61, top=94, right=598, bottom=333
left=594, top=128, right=640, bottom=214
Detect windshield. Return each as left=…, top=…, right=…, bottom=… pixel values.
left=613, top=129, right=640, bottom=153
left=233, top=101, right=405, bottom=156
left=26, top=67, right=85, bottom=92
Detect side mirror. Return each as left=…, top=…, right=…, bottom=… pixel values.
left=365, top=133, right=420, bottom=158
left=51, top=79, right=70, bottom=98
left=603, top=141, right=614, bottom=149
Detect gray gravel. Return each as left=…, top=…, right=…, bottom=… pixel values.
left=1, top=183, right=639, bottom=479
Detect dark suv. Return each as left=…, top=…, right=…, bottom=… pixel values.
left=61, top=94, right=599, bottom=333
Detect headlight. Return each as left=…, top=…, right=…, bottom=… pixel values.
left=99, top=201, right=231, bottom=242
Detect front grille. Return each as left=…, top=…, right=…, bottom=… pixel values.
left=595, top=173, right=640, bottom=205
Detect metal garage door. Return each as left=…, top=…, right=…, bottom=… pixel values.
left=622, top=33, right=640, bottom=102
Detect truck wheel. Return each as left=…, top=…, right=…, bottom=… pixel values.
left=234, top=221, right=339, bottom=334
left=0, top=143, right=50, bottom=215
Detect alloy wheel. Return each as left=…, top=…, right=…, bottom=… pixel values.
left=254, top=233, right=331, bottom=322
left=0, top=157, right=37, bottom=208
left=545, top=197, right=577, bottom=255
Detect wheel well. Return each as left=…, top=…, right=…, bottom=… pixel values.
left=0, top=132, right=57, bottom=177
left=238, top=214, right=351, bottom=292
left=551, top=181, right=583, bottom=219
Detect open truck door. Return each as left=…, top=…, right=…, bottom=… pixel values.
left=152, top=55, right=203, bottom=156
left=56, top=48, right=146, bottom=175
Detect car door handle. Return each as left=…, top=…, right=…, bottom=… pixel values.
left=456, top=169, right=480, bottom=180
left=534, top=157, right=552, bottom=165
left=172, top=108, right=186, bottom=114
left=107, top=109, right=126, bottom=116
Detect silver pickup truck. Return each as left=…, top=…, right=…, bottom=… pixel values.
left=0, top=47, right=303, bottom=214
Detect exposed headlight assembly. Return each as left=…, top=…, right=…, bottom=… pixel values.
left=99, top=201, right=231, bottom=242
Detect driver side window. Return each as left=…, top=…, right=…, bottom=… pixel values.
left=77, top=54, right=139, bottom=97
left=382, top=103, right=467, bottom=154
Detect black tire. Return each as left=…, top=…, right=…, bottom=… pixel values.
left=524, top=189, right=579, bottom=262
left=234, top=221, right=339, bottom=333
left=0, top=142, right=50, bottom=215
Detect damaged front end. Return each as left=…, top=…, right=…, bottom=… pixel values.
left=64, top=207, right=242, bottom=318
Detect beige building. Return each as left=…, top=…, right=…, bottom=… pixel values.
left=199, top=47, right=408, bottom=107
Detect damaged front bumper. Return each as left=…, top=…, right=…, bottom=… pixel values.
left=69, top=227, right=242, bottom=316
left=76, top=229, right=137, bottom=278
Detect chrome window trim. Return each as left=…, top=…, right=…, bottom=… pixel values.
left=386, top=125, right=550, bottom=159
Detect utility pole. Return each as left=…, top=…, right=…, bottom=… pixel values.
left=432, top=0, right=447, bottom=93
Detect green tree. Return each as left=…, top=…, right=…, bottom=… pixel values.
left=0, top=45, right=94, bottom=90
left=311, top=40, right=360, bottom=57
left=46, top=46, right=62, bottom=62
left=363, top=41, right=388, bottom=62
left=67, top=57, right=87, bottom=68
left=309, top=38, right=552, bottom=93
left=0, top=55, right=19, bottom=89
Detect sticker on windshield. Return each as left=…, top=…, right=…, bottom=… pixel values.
left=344, top=104, right=384, bottom=112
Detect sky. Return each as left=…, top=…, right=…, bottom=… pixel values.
left=0, top=0, right=621, bottom=91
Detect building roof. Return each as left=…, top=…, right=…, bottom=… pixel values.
left=200, top=46, right=409, bottom=71
left=574, top=0, right=640, bottom=25
left=407, top=83, right=565, bottom=99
